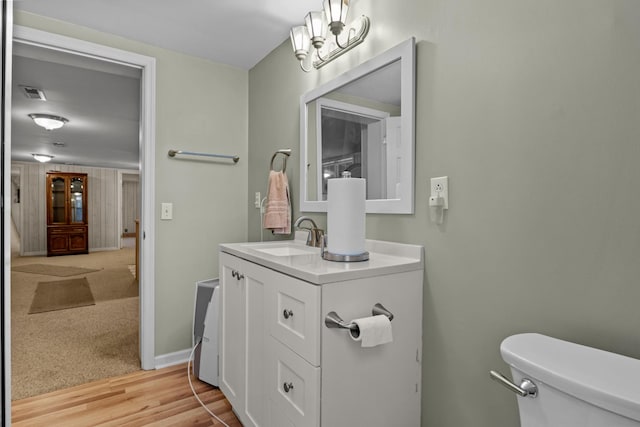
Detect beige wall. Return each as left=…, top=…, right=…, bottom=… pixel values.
left=248, top=1, right=640, bottom=426
left=15, top=11, right=249, bottom=356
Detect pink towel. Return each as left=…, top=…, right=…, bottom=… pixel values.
left=263, top=170, right=291, bottom=234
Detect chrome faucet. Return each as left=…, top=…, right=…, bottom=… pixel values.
left=293, top=216, right=324, bottom=247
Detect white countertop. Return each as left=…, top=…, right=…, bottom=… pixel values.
left=219, top=235, right=424, bottom=285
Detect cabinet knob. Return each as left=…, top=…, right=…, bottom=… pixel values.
left=231, top=270, right=244, bottom=280
left=283, top=309, right=294, bottom=319
left=283, top=382, right=294, bottom=393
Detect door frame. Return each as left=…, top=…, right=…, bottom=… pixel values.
left=2, top=1, right=14, bottom=422
left=8, top=26, right=156, bottom=384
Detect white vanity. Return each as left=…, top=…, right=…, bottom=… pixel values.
left=218, top=237, right=424, bottom=427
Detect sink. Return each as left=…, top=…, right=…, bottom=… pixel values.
left=241, top=241, right=319, bottom=257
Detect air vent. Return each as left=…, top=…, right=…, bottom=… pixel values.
left=52, top=142, right=66, bottom=148
left=20, top=86, right=47, bottom=101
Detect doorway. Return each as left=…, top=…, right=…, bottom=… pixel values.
left=4, top=25, right=156, bottom=408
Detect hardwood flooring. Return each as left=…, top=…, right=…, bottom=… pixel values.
left=11, top=363, right=242, bottom=426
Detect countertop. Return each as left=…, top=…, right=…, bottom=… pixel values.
left=219, top=234, right=424, bottom=285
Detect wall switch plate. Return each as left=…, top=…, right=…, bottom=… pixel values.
left=161, top=202, right=173, bottom=220
left=254, top=192, right=261, bottom=208
left=430, top=176, right=449, bottom=209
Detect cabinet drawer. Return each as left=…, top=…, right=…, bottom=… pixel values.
left=268, top=339, right=320, bottom=427
left=267, top=272, right=320, bottom=366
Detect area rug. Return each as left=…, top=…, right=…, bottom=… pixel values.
left=13, top=263, right=101, bottom=277
left=29, top=277, right=95, bottom=314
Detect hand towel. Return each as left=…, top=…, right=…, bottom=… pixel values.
left=263, top=170, right=291, bottom=234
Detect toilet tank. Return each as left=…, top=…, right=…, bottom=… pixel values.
left=500, top=333, right=640, bottom=426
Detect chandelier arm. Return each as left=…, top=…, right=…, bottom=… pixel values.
left=315, top=47, right=328, bottom=62
left=313, top=16, right=369, bottom=70
left=299, top=58, right=312, bottom=73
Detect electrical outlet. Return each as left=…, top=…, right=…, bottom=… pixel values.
left=430, top=176, right=449, bottom=209
left=254, top=192, right=261, bottom=208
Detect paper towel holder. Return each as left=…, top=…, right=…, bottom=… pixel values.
left=321, top=235, right=369, bottom=262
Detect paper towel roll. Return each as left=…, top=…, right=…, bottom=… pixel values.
left=327, top=176, right=366, bottom=255
left=349, top=315, right=393, bottom=348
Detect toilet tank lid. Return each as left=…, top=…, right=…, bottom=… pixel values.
left=501, top=333, right=640, bottom=422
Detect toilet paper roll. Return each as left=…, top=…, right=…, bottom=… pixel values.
left=327, top=177, right=366, bottom=255
left=349, top=315, right=393, bottom=348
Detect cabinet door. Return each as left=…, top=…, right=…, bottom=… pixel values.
left=219, top=253, right=245, bottom=411
left=69, top=176, right=86, bottom=224
left=48, top=176, right=67, bottom=224
left=242, top=261, right=268, bottom=427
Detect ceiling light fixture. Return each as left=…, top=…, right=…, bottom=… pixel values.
left=290, top=0, right=369, bottom=72
left=32, top=154, right=54, bottom=163
left=28, top=113, right=69, bottom=131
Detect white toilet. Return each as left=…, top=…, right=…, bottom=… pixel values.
left=493, top=333, right=640, bottom=426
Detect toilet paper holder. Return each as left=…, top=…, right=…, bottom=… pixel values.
left=324, top=303, right=394, bottom=335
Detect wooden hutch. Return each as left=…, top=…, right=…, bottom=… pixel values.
left=46, top=172, right=88, bottom=256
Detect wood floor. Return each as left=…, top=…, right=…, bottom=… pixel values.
left=11, top=363, right=242, bottom=426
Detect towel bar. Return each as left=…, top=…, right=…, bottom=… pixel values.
left=324, top=303, right=394, bottom=335
left=168, top=149, right=239, bottom=163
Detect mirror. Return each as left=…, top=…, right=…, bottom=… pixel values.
left=300, top=37, right=415, bottom=214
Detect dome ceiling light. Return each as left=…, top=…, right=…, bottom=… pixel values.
left=32, top=154, right=55, bottom=163
left=28, top=113, right=69, bottom=131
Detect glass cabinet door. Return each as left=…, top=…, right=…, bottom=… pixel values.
left=51, top=177, right=66, bottom=223
left=69, top=177, right=85, bottom=223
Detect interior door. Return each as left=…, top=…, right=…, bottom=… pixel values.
left=1, top=0, right=13, bottom=422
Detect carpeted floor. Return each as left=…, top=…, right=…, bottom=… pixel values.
left=11, top=248, right=141, bottom=400
left=11, top=263, right=101, bottom=277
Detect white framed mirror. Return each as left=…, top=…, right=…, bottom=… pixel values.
left=299, top=37, right=416, bottom=214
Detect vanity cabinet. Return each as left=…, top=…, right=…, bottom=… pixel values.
left=219, top=240, right=423, bottom=427
left=46, top=172, right=88, bottom=256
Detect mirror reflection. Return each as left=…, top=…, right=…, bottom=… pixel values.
left=300, top=38, right=415, bottom=214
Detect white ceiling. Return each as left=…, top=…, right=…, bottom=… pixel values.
left=12, top=43, right=142, bottom=169
left=14, top=0, right=321, bottom=69
left=12, top=0, right=322, bottom=169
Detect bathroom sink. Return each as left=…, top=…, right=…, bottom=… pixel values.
left=241, top=241, right=319, bottom=257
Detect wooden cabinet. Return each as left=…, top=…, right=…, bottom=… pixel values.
left=219, top=243, right=423, bottom=427
left=46, top=172, right=88, bottom=256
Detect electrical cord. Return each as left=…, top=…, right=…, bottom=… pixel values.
left=188, top=341, right=231, bottom=427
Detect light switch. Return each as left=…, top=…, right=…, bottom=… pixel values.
left=161, top=202, right=173, bottom=220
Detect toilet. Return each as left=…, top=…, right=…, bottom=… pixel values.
left=496, top=333, right=640, bottom=426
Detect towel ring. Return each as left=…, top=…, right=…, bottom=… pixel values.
left=270, top=150, right=291, bottom=173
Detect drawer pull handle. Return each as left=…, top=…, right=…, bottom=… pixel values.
left=283, top=382, right=294, bottom=393
left=283, top=309, right=294, bottom=319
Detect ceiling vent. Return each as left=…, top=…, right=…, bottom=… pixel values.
left=20, top=86, right=47, bottom=101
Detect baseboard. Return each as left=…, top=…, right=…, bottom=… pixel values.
left=90, top=246, right=121, bottom=252
left=154, top=348, right=192, bottom=369
left=22, top=251, right=46, bottom=256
